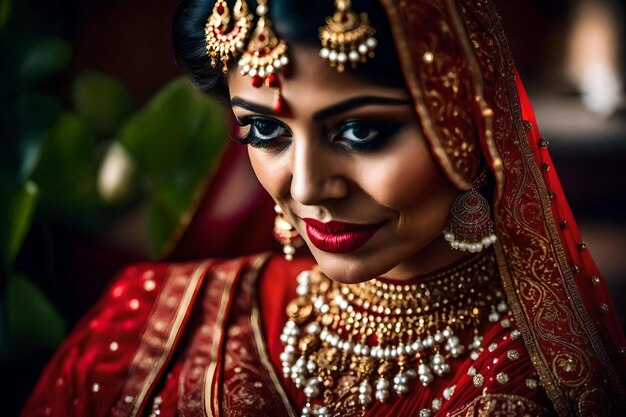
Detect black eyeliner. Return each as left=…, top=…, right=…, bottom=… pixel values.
left=334, top=120, right=406, bottom=153
left=231, top=115, right=292, bottom=149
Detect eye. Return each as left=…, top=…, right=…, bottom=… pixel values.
left=234, top=116, right=292, bottom=149
left=250, top=119, right=286, bottom=140
left=340, top=123, right=379, bottom=143
left=334, top=120, right=405, bottom=152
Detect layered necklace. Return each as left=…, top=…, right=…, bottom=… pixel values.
left=279, top=250, right=506, bottom=417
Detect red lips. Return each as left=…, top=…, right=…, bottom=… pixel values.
left=301, top=218, right=384, bottom=253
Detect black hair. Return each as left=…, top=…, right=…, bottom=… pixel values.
left=172, top=0, right=405, bottom=101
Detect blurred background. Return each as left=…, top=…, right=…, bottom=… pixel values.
left=0, top=0, right=624, bottom=415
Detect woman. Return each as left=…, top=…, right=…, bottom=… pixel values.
left=22, top=0, right=625, bottom=416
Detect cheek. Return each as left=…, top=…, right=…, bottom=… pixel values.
left=362, top=130, right=457, bottom=211
left=247, top=147, right=291, bottom=198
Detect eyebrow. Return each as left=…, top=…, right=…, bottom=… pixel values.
left=230, top=97, right=274, bottom=115
left=312, top=96, right=411, bottom=122
left=230, top=95, right=411, bottom=121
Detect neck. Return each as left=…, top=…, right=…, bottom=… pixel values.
left=380, top=235, right=473, bottom=281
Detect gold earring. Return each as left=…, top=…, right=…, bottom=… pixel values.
left=273, top=205, right=302, bottom=261
left=444, top=171, right=497, bottom=253
left=319, top=0, right=377, bottom=73
left=205, top=0, right=253, bottom=72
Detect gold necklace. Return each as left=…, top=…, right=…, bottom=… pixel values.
left=280, top=250, right=506, bottom=416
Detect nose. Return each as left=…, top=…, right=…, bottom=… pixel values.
left=290, top=139, right=349, bottom=206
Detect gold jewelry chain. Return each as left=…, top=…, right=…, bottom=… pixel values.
left=280, top=250, right=507, bottom=416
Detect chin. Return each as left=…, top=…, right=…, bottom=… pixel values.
left=312, top=250, right=392, bottom=284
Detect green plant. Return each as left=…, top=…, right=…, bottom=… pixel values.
left=0, top=1, right=227, bottom=361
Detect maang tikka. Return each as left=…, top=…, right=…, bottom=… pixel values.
left=444, top=170, right=497, bottom=253
left=319, top=0, right=378, bottom=73
left=238, top=0, right=291, bottom=114
left=205, top=0, right=253, bottom=72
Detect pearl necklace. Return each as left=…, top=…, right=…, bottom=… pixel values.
left=279, top=251, right=506, bottom=417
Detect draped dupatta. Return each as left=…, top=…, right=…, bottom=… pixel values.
left=379, top=0, right=625, bottom=414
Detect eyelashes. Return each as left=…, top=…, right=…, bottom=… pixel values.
left=233, top=116, right=405, bottom=153
left=233, top=116, right=291, bottom=149
left=333, top=120, right=404, bottom=152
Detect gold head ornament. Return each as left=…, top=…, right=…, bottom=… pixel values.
left=319, top=0, right=378, bottom=73
left=238, top=0, right=289, bottom=88
left=205, top=0, right=253, bottom=72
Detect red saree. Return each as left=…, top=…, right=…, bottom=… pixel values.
left=22, top=254, right=556, bottom=417
left=21, top=0, right=625, bottom=415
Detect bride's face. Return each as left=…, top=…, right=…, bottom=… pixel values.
left=229, top=45, right=458, bottom=283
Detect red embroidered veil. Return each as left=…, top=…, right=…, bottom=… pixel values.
left=378, top=0, right=625, bottom=414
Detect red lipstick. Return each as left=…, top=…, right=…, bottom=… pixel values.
left=301, top=218, right=384, bottom=253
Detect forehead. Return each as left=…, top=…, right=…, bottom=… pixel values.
left=228, top=45, right=409, bottom=114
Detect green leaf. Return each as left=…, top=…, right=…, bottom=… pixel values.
left=115, top=77, right=228, bottom=258
left=6, top=274, right=67, bottom=351
left=0, top=180, right=39, bottom=268
left=27, top=112, right=104, bottom=233
left=117, top=78, right=209, bottom=174
left=73, top=72, right=133, bottom=137
left=0, top=0, right=11, bottom=30
left=145, top=199, right=181, bottom=258
left=19, top=36, right=71, bottom=86
left=16, top=92, right=64, bottom=180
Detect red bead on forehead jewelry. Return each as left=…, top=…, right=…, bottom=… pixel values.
left=273, top=92, right=291, bottom=117
left=273, top=94, right=286, bottom=114
left=266, top=73, right=279, bottom=88
left=251, top=75, right=264, bottom=88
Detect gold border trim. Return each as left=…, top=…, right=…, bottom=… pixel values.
left=444, top=0, right=506, bottom=199
left=379, top=0, right=472, bottom=191
left=127, top=260, right=213, bottom=417
left=483, top=0, right=626, bottom=412
left=249, top=255, right=299, bottom=417
left=509, top=78, right=626, bottom=408
left=203, top=260, right=243, bottom=417
left=449, top=392, right=551, bottom=416
left=494, top=240, right=569, bottom=415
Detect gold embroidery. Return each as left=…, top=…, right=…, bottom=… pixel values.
left=250, top=257, right=298, bottom=417
left=495, top=372, right=509, bottom=384
left=380, top=0, right=478, bottom=190
left=577, top=388, right=614, bottom=416
left=507, top=349, right=520, bottom=361
left=220, top=254, right=299, bottom=417
left=444, top=0, right=505, bottom=198
left=204, top=261, right=244, bottom=417
left=112, top=261, right=213, bottom=417
left=179, top=259, right=249, bottom=417
left=449, top=393, right=552, bottom=416
left=454, top=0, right=626, bottom=413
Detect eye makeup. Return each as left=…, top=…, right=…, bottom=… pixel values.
left=233, top=115, right=292, bottom=149
left=332, top=119, right=406, bottom=152
left=233, top=115, right=407, bottom=153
